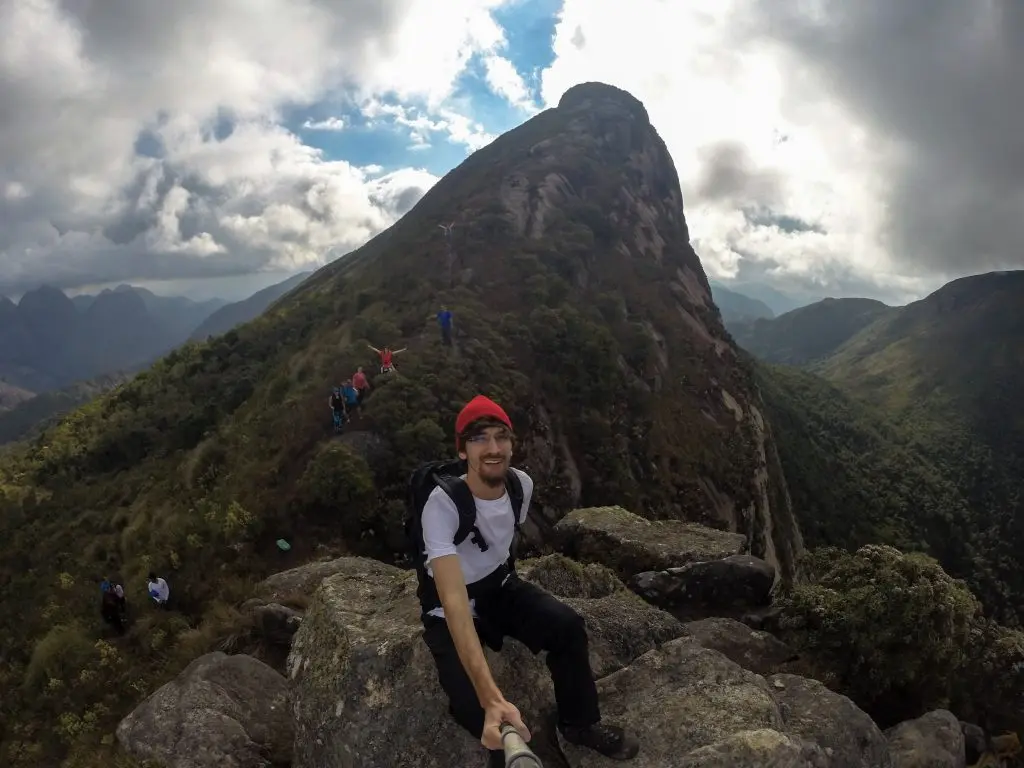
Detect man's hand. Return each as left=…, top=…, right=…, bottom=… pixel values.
left=482, top=698, right=530, bottom=750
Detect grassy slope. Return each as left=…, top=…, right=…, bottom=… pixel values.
left=0, top=85, right=785, bottom=766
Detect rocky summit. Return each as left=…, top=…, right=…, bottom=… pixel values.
left=117, top=510, right=973, bottom=768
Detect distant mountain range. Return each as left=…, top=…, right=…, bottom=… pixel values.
left=0, top=272, right=311, bottom=443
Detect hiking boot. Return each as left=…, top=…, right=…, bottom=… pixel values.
left=559, top=722, right=639, bottom=760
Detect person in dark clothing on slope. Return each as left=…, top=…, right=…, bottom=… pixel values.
left=329, top=387, right=346, bottom=430
left=100, top=582, right=126, bottom=634
left=412, top=395, right=639, bottom=766
left=437, top=306, right=453, bottom=347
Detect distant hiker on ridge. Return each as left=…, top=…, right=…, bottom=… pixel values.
left=147, top=572, right=170, bottom=608
left=352, top=366, right=369, bottom=404
left=437, top=305, right=453, bottom=347
left=329, top=386, right=346, bottom=431
left=368, top=343, right=405, bottom=374
left=406, top=395, right=640, bottom=766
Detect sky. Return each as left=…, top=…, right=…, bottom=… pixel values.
left=1, top=0, right=1022, bottom=305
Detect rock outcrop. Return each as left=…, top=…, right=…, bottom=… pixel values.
left=554, top=506, right=778, bottom=618
left=885, top=710, right=965, bottom=768
left=116, top=652, right=292, bottom=768
left=277, top=552, right=967, bottom=768
left=118, top=534, right=978, bottom=768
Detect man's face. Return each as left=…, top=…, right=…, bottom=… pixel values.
left=460, top=424, right=514, bottom=487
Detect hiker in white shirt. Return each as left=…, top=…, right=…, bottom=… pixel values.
left=147, top=572, right=170, bottom=606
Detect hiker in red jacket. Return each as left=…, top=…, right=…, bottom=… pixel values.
left=368, top=343, right=406, bottom=374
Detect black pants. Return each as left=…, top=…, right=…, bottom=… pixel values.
left=421, top=576, right=601, bottom=753
left=441, top=325, right=452, bottom=346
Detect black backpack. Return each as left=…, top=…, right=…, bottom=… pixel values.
left=405, top=459, right=525, bottom=612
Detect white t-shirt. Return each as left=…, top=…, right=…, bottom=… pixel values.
left=148, top=577, right=170, bottom=602
left=421, top=467, right=534, bottom=618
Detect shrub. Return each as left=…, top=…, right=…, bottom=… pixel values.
left=23, top=624, right=97, bottom=693
left=777, top=544, right=981, bottom=725
left=296, top=443, right=377, bottom=537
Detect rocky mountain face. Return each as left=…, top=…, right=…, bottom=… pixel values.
left=0, top=82, right=807, bottom=766
left=346, top=80, right=804, bottom=582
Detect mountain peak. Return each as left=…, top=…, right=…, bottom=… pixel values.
left=556, top=81, right=651, bottom=124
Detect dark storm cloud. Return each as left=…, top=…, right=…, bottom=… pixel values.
left=692, top=141, right=783, bottom=207
left=748, top=0, right=1024, bottom=275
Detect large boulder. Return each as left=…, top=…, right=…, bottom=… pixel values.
left=287, top=555, right=686, bottom=768
left=768, top=674, right=892, bottom=768
left=685, top=617, right=798, bottom=676
left=116, top=651, right=292, bottom=768
left=670, top=729, right=830, bottom=768
left=885, top=710, right=965, bottom=768
left=287, top=554, right=892, bottom=768
left=631, top=554, right=776, bottom=616
left=552, top=506, right=747, bottom=581
left=557, top=636, right=785, bottom=767
left=258, top=556, right=360, bottom=601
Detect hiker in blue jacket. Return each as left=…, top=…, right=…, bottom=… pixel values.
left=437, top=306, right=453, bottom=347
left=341, top=379, right=360, bottom=415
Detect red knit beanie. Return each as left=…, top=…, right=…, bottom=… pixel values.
left=455, top=395, right=512, bottom=450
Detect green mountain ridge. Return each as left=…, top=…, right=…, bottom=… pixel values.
left=731, top=297, right=897, bottom=366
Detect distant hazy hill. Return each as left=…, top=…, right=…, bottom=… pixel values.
left=189, top=272, right=312, bottom=341
left=731, top=297, right=896, bottom=366
left=0, top=285, right=225, bottom=392
left=709, top=284, right=774, bottom=327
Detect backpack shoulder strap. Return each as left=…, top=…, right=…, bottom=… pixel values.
left=505, top=469, right=525, bottom=530
left=433, top=472, right=487, bottom=551
left=505, top=469, right=526, bottom=567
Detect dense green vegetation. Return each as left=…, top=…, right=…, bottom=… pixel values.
left=0, top=84, right=784, bottom=767
left=758, top=360, right=1024, bottom=626
left=778, top=544, right=1024, bottom=733
left=748, top=272, right=1024, bottom=627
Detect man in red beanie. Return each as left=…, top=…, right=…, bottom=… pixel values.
left=412, top=394, right=639, bottom=766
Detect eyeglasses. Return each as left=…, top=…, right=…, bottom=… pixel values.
left=465, top=432, right=512, bottom=446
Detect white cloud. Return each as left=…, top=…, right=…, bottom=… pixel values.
left=482, top=54, right=537, bottom=112
left=0, top=0, right=512, bottom=293
left=303, top=117, right=347, bottom=131
left=5, top=0, right=1011, bottom=304
left=360, top=99, right=496, bottom=153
